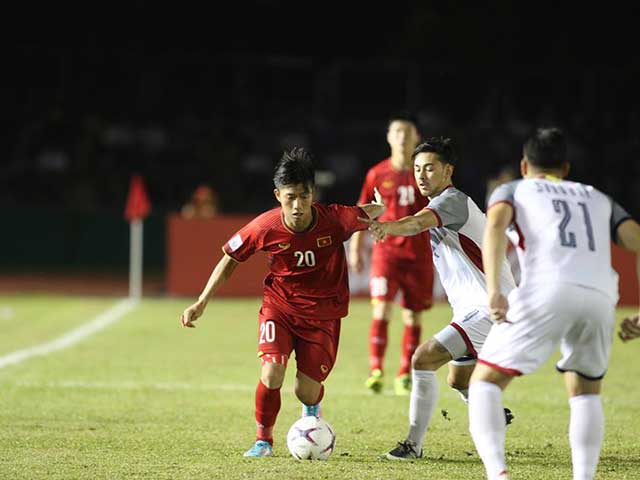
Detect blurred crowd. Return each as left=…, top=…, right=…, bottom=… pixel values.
left=3, top=54, right=638, bottom=218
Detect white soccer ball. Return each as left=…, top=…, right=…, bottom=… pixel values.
left=286, top=416, right=336, bottom=460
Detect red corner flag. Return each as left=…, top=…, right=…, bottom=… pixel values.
left=125, top=175, right=151, bottom=221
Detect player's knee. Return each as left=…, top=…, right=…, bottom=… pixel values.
left=260, top=365, right=286, bottom=389
left=564, top=371, right=602, bottom=396
left=261, top=373, right=284, bottom=389
left=401, top=309, right=421, bottom=326
left=411, top=340, right=444, bottom=370
left=372, top=302, right=391, bottom=320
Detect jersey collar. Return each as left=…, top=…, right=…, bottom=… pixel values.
left=281, top=205, right=319, bottom=234
left=534, top=174, right=562, bottom=182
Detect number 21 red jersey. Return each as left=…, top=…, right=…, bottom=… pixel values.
left=358, top=158, right=432, bottom=262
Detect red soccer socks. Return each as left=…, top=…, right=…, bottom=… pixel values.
left=255, top=381, right=281, bottom=444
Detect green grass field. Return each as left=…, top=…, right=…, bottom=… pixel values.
left=0, top=295, right=637, bottom=479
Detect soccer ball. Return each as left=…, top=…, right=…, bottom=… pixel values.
left=286, top=416, right=336, bottom=460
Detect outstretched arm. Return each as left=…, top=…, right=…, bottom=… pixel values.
left=181, top=253, right=239, bottom=328
left=482, top=203, right=514, bottom=323
left=361, top=208, right=439, bottom=241
left=616, top=219, right=640, bottom=341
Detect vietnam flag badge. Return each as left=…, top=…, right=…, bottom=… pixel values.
left=316, top=235, right=332, bottom=248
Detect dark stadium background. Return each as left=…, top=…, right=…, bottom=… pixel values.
left=3, top=2, right=639, bottom=278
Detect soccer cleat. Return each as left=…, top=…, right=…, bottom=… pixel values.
left=243, top=440, right=273, bottom=457
left=366, top=369, right=384, bottom=393
left=504, top=407, right=514, bottom=426
left=394, top=374, right=411, bottom=396
left=385, top=440, right=423, bottom=460
left=301, top=403, right=322, bottom=418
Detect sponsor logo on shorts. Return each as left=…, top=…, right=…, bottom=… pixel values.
left=317, top=236, right=332, bottom=248
left=278, top=242, right=291, bottom=250
left=320, top=364, right=329, bottom=374
left=461, top=310, right=480, bottom=323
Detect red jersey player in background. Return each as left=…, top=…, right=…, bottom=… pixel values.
left=349, top=113, right=434, bottom=395
left=180, top=147, right=385, bottom=457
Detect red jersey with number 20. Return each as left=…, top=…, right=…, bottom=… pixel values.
left=223, top=203, right=367, bottom=320
left=358, top=158, right=431, bottom=262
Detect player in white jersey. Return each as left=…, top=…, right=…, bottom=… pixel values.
left=361, top=137, right=516, bottom=460
left=469, top=127, right=640, bottom=480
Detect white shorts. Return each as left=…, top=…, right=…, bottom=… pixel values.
left=434, top=307, right=494, bottom=366
left=478, top=283, right=615, bottom=379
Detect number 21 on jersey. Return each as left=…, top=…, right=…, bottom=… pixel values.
left=397, top=185, right=416, bottom=206
left=553, top=199, right=596, bottom=251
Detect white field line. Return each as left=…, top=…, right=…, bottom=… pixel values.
left=13, top=380, right=396, bottom=397
left=15, top=380, right=256, bottom=393
left=0, top=298, right=138, bottom=369
left=10, top=380, right=587, bottom=406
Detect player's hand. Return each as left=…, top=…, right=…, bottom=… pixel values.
left=358, top=217, right=387, bottom=242
left=488, top=292, right=509, bottom=323
left=618, top=315, right=640, bottom=342
left=181, top=299, right=208, bottom=328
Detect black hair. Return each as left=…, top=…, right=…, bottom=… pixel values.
left=523, top=127, right=567, bottom=169
left=412, top=136, right=457, bottom=166
left=388, top=111, right=419, bottom=130
left=273, top=147, right=315, bottom=190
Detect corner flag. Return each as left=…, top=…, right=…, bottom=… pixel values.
left=125, top=175, right=151, bottom=299
left=125, top=175, right=151, bottom=221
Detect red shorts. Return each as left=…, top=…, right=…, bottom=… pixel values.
left=257, top=306, right=341, bottom=383
left=369, top=253, right=433, bottom=311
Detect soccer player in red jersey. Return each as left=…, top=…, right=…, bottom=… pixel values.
left=349, top=113, right=434, bottom=395
left=180, top=147, right=385, bottom=457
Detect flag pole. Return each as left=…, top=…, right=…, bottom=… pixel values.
left=129, top=219, right=143, bottom=299
left=124, top=174, right=151, bottom=301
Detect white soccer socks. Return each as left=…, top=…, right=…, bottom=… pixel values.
left=569, top=394, right=604, bottom=480
left=469, top=386, right=603, bottom=479
left=469, top=381, right=508, bottom=480
left=407, top=369, right=439, bottom=452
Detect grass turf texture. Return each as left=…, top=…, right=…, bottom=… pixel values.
left=0, top=295, right=637, bottom=479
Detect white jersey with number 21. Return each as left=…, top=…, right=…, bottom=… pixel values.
left=488, top=176, right=631, bottom=302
